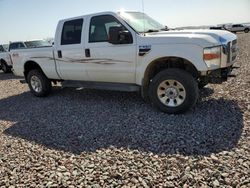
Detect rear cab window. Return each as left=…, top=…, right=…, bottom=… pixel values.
left=24, top=40, right=51, bottom=48
left=61, top=19, right=83, bottom=45
left=9, top=42, right=26, bottom=51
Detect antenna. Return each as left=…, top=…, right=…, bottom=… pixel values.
left=142, top=0, right=146, bottom=36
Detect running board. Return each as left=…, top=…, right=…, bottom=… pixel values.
left=61, top=81, right=140, bottom=92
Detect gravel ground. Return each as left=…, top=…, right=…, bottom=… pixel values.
left=0, top=33, right=249, bottom=187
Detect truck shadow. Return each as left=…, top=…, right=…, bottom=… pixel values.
left=1, top=87, right=243, bottom=156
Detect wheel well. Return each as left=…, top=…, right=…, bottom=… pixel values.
left=24, top=61, right=43, bottom=80
left=142, top=57, right=199, bottom=98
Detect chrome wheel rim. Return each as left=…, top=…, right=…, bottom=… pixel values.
left=157, top=80, right=186, bottom=107
left=30, top=75, right=42, bottom=93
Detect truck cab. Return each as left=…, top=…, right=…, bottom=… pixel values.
left=51, top=12, right=137, bottom=82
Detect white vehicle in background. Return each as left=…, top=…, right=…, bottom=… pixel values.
left=226, top=24, right=250, bottom=33
left=0, top=44, right=12, bottom=73
left=0, top=40, right=51, bottom=73
left=12, top=11, right=238, bottom=114
left=8, top=40, right=51, bottom=51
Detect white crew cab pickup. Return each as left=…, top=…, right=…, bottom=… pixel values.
left=12, top=11, right=238, bottom=114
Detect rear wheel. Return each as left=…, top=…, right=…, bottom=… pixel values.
left=1, top=61, right=11, bottom=73
left=27, top=69, right=52, bottom=97
left=244, top=28, right=249, bottom=33
left=149, top=68, right=198, bottom=114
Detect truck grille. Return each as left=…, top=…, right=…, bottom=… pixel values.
left=227, top=39, right=237, bottom=63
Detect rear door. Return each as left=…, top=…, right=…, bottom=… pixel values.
left=54, top=18, right=89, bottom=81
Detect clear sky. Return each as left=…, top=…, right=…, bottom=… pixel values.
left=0, top=0, right=249, bottom=44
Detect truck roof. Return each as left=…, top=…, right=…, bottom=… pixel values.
left=58, top=11, right=142, bottom=22
left=59, top=11, right=116, bottom=22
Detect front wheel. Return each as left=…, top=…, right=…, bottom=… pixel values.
left=149, top=68, right=198, bottom=114
left=27, top=69, right=52, bottom=97
left=244, top=28, right=249, bottom=33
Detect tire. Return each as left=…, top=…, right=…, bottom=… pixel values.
left=1, top=61, right=11, bottom=73
left=244, top=28, right=249, bottom=33
left=27, top=69, right=52, bottom=97
left=149, top=68, right=198, bottom=114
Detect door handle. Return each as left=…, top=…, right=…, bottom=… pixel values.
left=85, top=49, right=91, bottom=57
left=58, top=50, right=62, bottom=58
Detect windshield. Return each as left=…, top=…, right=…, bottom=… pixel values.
left=119, top=12, right=165, bottom=33
left=24, top=40, right=51, bottom=48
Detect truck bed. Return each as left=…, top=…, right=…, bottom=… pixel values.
left=12, top=46, right=61, bottom=80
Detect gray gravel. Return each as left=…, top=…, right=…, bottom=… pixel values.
left=0, top=33, right=250, bottom=187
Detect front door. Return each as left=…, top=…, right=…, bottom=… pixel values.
left=84, top=14, right=137, bottom=84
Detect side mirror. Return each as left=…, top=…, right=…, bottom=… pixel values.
left=108, top=26, right=133, bottom=45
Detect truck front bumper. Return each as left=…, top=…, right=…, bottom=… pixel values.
left=207, top=65, right=235, bottom=84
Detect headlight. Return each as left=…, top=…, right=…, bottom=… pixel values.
left=203, top=46, right=221, bottom=69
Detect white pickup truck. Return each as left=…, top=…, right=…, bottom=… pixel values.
left=226, top=24, right=250, bottom=33
left=12, top=11, right=238, bottom=114
left=0, top=44, right=12, bottom=73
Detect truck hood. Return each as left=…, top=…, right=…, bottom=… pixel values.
left=143, top=29, right=237, bottom=47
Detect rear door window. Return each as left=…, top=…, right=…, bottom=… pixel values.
left=61, top=19, right=83, bottom=45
